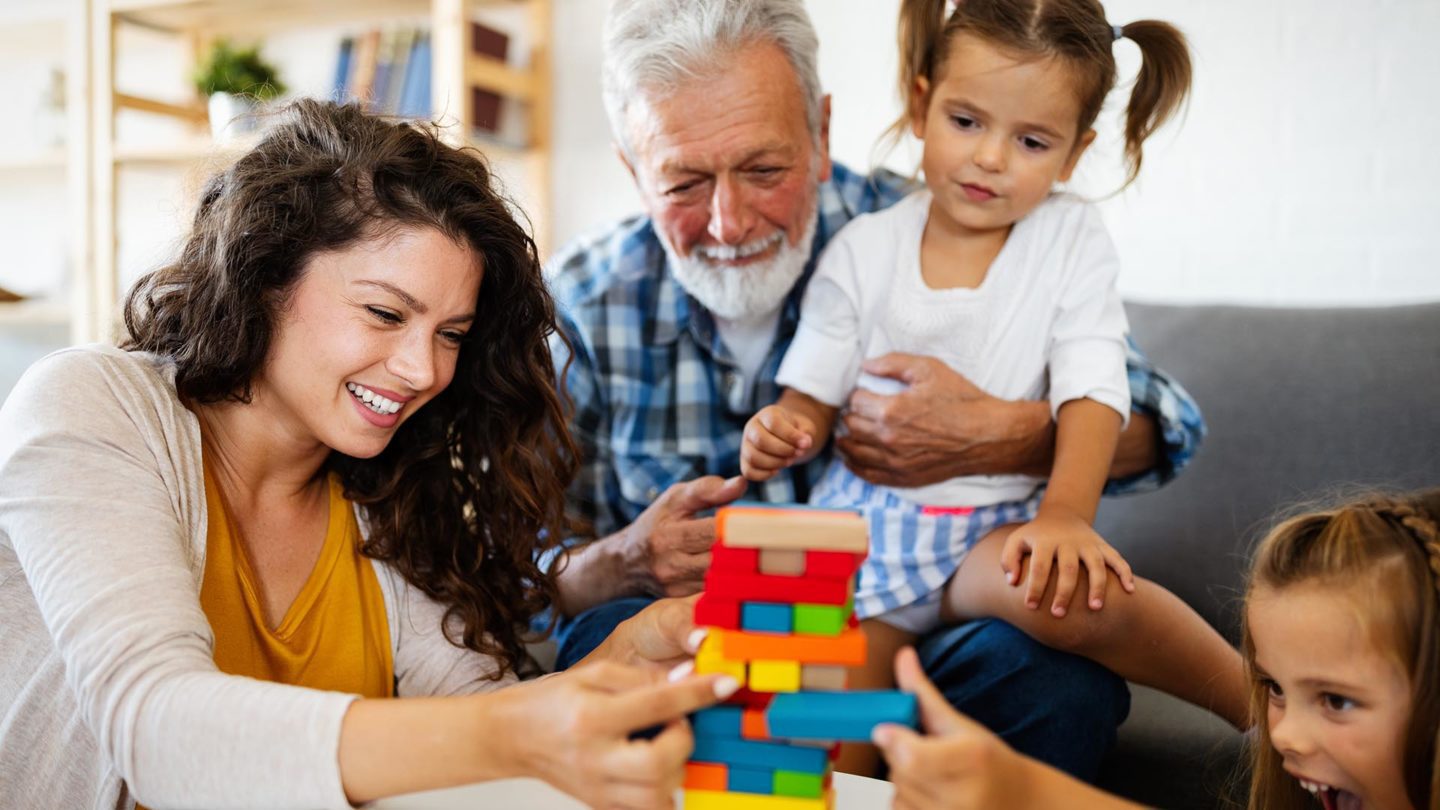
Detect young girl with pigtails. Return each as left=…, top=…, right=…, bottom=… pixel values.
left=739, top=0, right=1248, bottom=771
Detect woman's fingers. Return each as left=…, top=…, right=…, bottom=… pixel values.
left=607, top=672, right=739, bottom=736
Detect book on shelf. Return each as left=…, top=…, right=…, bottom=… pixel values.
left=470, top=20, right=509, bottom=135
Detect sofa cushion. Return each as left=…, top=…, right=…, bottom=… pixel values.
left=1097, top=301, right=1440, bottom=641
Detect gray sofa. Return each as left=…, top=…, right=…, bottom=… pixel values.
left=1094, top=301, right=1440, bottom=808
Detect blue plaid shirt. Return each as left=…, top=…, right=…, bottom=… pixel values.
left=548, top=163, right=1205, bottom=540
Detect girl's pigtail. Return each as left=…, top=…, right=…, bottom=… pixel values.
left=1117, top=19, right=1192, bottom=186
left=880, top=0, right=951, bottom=150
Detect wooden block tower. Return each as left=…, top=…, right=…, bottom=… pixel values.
left=683, top=505, right=918, bottom=809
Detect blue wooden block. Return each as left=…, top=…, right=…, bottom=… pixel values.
left=691, top=706, right=744, bottom=738
left=727, top=765, right=776, bottom=795
left=766, top=691, right=918, bottom=741
left=741, top=601, right=793, bottom=634
left=690, top=736, right=830, bottom=774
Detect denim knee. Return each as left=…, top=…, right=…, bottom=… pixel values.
left=916, top=618, right=1130, bottom=780
left=552, top=596, right=657, bottom=671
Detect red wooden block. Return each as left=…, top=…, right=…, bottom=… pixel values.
left=740, top=709, right=769, bottom=740
left=724, top=687, right=777, bottom=710
left=694, top=593, right=740, bottom=629
left=704, top=570, right=849, bottom=606
left=711, top=543, right=759, bottom=573
left=805, top=550, right=865, bottom=578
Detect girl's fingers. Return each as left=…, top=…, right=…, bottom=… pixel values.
left=1024, top=546, right=1053, bottom=610
left=998, top=532, right=1026, bottom=586
left=1103, top=546, right=1137, bottom=593
left=745, top=424, right=802, bottom=458
left=757, top=408, right=813, bottom=451
left=1050, top=547, right=1080, bottom=618
left=1082, top=548, right=1109, bottom=610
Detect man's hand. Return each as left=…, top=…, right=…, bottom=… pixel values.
left=619, top=475, right=748, bottom=598
left=838, top=354, right=1053, bottom=487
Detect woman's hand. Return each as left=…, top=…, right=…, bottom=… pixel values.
left=580, top=594, right=707, bottom=672
left=497, top=661, right=739, bottom=809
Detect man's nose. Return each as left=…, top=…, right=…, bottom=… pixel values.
left=706, top=175, right=757, bottom=245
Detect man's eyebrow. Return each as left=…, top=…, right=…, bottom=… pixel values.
left=659, top=144, right=797, bottom=177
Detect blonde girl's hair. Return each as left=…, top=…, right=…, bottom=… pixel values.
left=887, top=0, right=1191, bottom=187
left=1241, top=489, right=1440, bottom=810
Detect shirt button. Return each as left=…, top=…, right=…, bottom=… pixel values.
left=645, top=486, right=660, bottom=501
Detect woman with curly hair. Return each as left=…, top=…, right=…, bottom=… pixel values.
left=0, top=99, right=733, bottom=810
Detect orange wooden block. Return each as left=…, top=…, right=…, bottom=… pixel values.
left=715, top=627, right=867, bottom=666
left=741, top=708, right=770, bottom=740
left=684, top=762, right=728, bottom=791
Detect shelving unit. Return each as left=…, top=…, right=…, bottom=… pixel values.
left=87, top=0, right=553, bottom=343
left=0, top=1, right=92, bottom=346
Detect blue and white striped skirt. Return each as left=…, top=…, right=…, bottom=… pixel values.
left=810, top=461, right=1042, bottom=623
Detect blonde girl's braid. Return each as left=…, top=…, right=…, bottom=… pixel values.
left=1376, top=499, right=1440, bottom=594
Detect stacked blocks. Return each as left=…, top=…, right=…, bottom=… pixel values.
left=684, top=505, right=919, bottom=809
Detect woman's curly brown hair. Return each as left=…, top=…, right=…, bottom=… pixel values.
left=122, top=98, right=577, bottom=679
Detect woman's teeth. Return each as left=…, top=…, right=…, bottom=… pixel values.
left=347, top=382, right=401, bottom=415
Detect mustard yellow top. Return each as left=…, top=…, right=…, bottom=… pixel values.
left=199, top=469, right=394, bottom=699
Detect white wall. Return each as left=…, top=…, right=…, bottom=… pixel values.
left=550, top=0, right=1440, bottom=306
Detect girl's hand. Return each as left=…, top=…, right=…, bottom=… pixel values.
left=1000, top=510, right=1135, bottom=617
left=740, top=405, right=816, bottom=481
left=874, top=647, right=1033, bottom=810
left=497, top=661, right=740, bottom=810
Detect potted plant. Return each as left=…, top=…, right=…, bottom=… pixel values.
left=193, top=39, right=287, bottom=140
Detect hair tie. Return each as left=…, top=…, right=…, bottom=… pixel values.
left=1111, top=24, right=1125, bottom=41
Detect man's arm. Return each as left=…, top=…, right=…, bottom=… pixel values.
left=835, top=338, right=1203, bottom=492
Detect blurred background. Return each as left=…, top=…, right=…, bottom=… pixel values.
left=1, top=0, right=1436, bottom=398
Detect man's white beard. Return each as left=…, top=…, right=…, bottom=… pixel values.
left=663, top=210, right=818, bottom=321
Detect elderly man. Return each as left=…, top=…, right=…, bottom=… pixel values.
left=545, top=0, right=1203, bottom=779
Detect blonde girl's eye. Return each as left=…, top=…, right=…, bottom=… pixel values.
left=950, top=114, right=979, bottom=131
left=1261, top=678, right=1284, bottom=701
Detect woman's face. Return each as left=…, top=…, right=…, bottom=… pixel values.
left=255, top=226, right=482, bottom=459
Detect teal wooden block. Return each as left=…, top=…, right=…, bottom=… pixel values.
left=766, top=691, right=917, bottom=741
left=741, top=601, right=793, bottom=633
left=728, top=765, right=775, bottom=794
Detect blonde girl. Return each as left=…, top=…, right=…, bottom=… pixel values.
left=740, top=0, right=1247, bottom=770
left=872, top=489, right=1440, bottom=809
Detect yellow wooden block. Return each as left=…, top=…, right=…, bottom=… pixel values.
left=748, top=659, right=801, bottom=692
left=696, top=632, right=747, bottom=681
left=683, top=787, right=834, bottom=810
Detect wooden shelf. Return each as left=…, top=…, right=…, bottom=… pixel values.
left=0, top=299, right=71, bottom=327
left=115, top=136, right=258, bottom=166
left=113, top=0, right=433, bottom=33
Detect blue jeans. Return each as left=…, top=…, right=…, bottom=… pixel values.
left=552, top=597, right=1129, bottom=780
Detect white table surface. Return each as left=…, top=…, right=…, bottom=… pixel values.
left=374, top=772, right=894, bottom=809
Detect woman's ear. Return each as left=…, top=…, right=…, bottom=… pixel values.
left=909, top=76, right=932, bottom=140
left=1058, top=128, right=1097, bottom=182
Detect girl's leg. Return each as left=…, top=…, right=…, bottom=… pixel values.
left=942, top=525, right=1249, bottom=730
left=833, top=618, right=916, bottom=776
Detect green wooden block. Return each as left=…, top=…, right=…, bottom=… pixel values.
left=773, top=769, right=824, bottom=798
left=793, top=598, right=851, bottom=636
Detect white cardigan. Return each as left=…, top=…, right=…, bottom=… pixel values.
left=0, top=346, right=513, bottom=809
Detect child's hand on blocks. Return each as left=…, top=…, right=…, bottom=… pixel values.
left=741, top=404, right=818, bottom=482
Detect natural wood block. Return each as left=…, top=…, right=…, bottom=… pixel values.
left=759, top=549, right=806, bottom=575
left=799, top=664, right=848, bottom=691
left=717, top=506, right=867, bottom=553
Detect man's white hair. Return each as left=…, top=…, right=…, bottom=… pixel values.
left=601, top=0, right=824, bottom=158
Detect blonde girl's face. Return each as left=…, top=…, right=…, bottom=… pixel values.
left=1248, top=582, right=1415, bottom=810
left=911, top=32, right=1095, bottom=237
